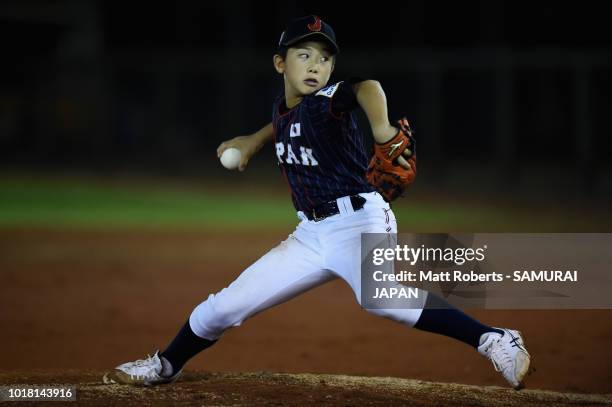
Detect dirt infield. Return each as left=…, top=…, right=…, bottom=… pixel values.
left=1, top=228, right=612, bottom=404
left=1, top=371, right=611, bottom=406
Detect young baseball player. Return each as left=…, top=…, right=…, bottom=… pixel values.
left=104, top=16, right=530, bottom=389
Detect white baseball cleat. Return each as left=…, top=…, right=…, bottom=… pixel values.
left=103, top=351, right=181, bottom=386
left=478, top=328, right=531, bottom=389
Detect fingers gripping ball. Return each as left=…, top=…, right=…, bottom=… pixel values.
left=366, top=118, right=417, bottom=202
left=220, top=148, right=242, bottom=170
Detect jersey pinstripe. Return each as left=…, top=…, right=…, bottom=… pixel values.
left=272, top=81, right=375, bottom=213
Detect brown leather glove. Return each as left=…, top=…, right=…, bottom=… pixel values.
left=366, top=118, right=417, bottom=202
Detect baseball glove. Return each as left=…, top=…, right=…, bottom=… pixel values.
left=366, top=118, right=417, bottom=202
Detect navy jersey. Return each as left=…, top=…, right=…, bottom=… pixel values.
left=272, top=80, right=375, bottom=213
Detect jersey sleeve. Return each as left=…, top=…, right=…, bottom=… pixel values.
left=316, top=78, right=368, bottom=117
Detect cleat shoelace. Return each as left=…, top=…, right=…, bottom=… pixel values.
left=487, top=337, right=514, bottom=374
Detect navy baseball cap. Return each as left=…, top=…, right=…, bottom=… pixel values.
left=278, top=15, right=339, bottom=54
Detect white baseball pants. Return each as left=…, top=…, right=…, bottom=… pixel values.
left=189, top=191, right=424, bottom=340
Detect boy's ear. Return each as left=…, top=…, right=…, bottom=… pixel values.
left=273, top=54, right=285, bottom=74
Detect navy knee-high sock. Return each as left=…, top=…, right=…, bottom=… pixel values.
left=413, top=293, right=503, bottom=348
left=160, top=320, right=217, bottom=374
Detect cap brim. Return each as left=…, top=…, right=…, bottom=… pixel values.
left=284, top=32, right=339, bottom=54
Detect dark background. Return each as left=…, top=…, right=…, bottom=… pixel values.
left=1, top=0, right=611, bottom=197
left=2, top=2, right=612, bottom=397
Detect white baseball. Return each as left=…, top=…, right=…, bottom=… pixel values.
left=220, top=147, right=242, bottom=170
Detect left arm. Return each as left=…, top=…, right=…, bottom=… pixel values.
left=353, top=80, right=412, bottom=169
left=353, top=80, right=397, bottom=143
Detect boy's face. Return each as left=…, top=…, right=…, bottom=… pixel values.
left=274, top=41, right=335, bottom=98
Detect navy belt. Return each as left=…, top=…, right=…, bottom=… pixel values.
left=306, top=195, right=367, bottom=222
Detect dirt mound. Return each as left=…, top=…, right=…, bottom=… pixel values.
left=2, top=228, right=612, bottom=398
left=2, top=371, right=610, bottom=406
